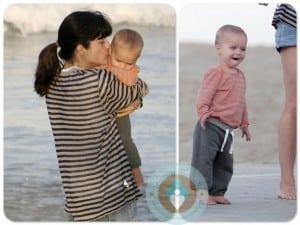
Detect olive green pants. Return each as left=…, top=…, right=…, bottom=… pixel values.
left=116, top=115, right=141, bottom=168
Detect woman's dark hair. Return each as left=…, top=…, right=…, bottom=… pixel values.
left=34, top=10, right=112, bottom=96
left=34, top=42, right=60, bottom=97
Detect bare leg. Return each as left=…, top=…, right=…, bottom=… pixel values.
left=132, top=167, right=144, bottom=186
left=278, top=46, right=297, bottom=200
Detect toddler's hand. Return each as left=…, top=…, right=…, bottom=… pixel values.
left=241, top=125, right=251, bottom=141
left=200, top=116, right=208, bottom=130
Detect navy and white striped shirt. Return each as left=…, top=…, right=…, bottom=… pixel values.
left=46, top=66, right=148, bottom=221
left=272, top=4, right=297, bottom=29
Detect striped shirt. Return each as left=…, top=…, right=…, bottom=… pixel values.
left=197, top=66, right=249, bottom=128
left=46, top=66, right=148, bottom=221
left=272, top=4, right=297, bottom=29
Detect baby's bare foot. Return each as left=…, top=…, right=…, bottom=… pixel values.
left=211, top=195, right=231, bottom=204
left=207, top=196, right=217, bottom=205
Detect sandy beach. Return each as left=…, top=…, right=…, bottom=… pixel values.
left=179, top=42, right=285, bottom=164
left=195, top=163, right=296, bottom=222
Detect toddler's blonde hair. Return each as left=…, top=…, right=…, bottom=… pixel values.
left=215, top=24, right=247, bottom=45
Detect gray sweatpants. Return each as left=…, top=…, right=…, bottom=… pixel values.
left=191, top=121, right=233, bottom=196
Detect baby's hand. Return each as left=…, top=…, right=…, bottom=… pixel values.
left=116, top=99, right=142, bottom=118
left=200, top=116, right=208, bottom=130
left=241, top=125, right=251, bottom=141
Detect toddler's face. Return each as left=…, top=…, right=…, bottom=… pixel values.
left=110, top=47, right=139, bottom=70
left=216, top=32, right=247, bottom=69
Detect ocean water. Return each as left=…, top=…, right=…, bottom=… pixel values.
left=3, top=4, right=176, bottom=221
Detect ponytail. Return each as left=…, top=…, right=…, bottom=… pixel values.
left=34, top=42, right=61, bottom=97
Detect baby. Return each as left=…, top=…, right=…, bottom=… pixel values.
left=191, top=25, right=251, bottom=205
left=106, top=28, right=146, bottom=187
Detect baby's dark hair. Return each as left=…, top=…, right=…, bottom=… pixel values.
left=215, top=24, right=247, bottom=45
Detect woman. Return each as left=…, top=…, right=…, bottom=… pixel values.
left=272, top=4, right=297, bottom=200
left=34, top=11, right=149, bottom=221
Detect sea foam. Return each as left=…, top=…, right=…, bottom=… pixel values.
left=4, top=3, right=175, bottom=36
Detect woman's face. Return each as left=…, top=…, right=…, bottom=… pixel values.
left=84, top=37, right=110, bottom=68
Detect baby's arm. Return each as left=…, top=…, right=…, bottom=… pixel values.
left=96, top=52, right=139, bottom=86
left=113, top=65, right=144, bottom=116
left=96, top=65, right=139, bottom=86
left=116, top=98, right=142, bottom=118
left=197, top=68, right=221, bottom=129
left=110, top=65, right=140, bottom=86
left=98, top=71, right=148, bottom=114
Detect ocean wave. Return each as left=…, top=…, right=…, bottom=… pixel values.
left=3, top=3, right=175, bottom=36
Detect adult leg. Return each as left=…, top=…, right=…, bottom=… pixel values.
left=92, top=202, right=137, bottom=221
left=278, top=46, right=297, bottom=200
left=108, top=202, right=137, bottom=221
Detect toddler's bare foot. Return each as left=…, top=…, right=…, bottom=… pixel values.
left=278, top=183, right=296, bottom=200
left=207, top=196, right=217, bottom=205
left=211, top=195, right=231, bottom=204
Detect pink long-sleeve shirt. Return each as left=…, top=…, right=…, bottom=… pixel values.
left=197, top=66, right=249, bottom=128
left=99, top=65, right=139, bottom=86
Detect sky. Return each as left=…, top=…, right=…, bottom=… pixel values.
left=178, top=3, right=278, bottom=46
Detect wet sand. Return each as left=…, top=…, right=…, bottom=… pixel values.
left=194, top=163, right=297, bottom=222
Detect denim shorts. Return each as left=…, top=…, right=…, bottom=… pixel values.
left=275, top=22, right=297, bottom=52
left=96, top=201, right=137, bottom=221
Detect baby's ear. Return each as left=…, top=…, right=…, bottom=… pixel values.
left=215, top=44, right=221, bottom=50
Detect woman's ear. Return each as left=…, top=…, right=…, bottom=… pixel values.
left=76, top=44, right=87, bottom=56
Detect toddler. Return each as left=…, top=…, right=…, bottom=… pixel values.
left=191, top=25, right=251, bottom=205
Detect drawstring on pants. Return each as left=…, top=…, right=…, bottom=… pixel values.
left=220, top=129, right=234, bottom=154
